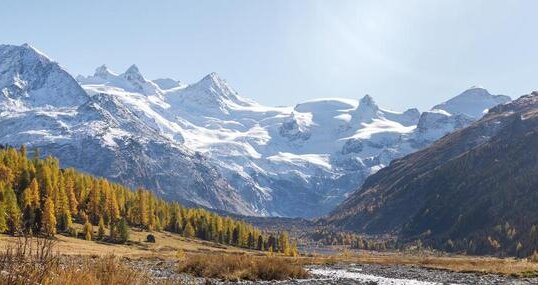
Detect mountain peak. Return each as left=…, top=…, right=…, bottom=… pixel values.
left=460, top=85, right=491, bottom=97
left=432, top=87, right=511, bottom=118
left=121, top=64, right=147, bottom=84
left=0, top=44, right=88, bottom=107
left=124, top=64, right=141, bottom=75
left=19, top=43, right=45, bottom=56
left=200, top=72, right=223, bottom=84
left=359, top=94, right=378, bottom=110
left=94, top=64, right=115, bottom=78
left=351, top=94, right=380, bottom=122
left=194, top=72, right=233, bottom=94
left=0, top=44, right=51, bottom=64
left=467, top=84, right=484, bottom=90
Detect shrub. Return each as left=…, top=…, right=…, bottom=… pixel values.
left=146, top=234, right=156, bottom=243
left=177, top=254, right=309, bottom=281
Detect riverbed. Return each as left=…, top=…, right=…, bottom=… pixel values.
left=123, top=258, right=538, bottom=284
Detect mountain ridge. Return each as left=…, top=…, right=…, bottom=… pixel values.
left=0, top=44, right=513, bottom=217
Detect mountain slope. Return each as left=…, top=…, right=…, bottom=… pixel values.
left=327, top=93, right=538, bottom=256
left=0, top=44, right=253, bottom=215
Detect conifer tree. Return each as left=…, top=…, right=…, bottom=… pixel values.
left=98, top=216, right=106, bottom=240
left=118, top=218, right=129, bottom=243
left=0, top=203, right=8, bottom=233
left=247, top=232, right=255, bottom=249
left=65, top=176, right=78, bottom=216
left=183, top=222, right=195, bottom=238
left=42, top=197, right=56, bottom=237
left=29, top=178, right=40, bottom=208
left=107, top=189, right=120, bottom=222
left=56, top=181, right=72, bottom=232
left=137, top=189, right=148, bottom=227
left=22, top=187, right=33, bottom=208
left=87, top=183, right=100, bottom=224
left=3, top=187, right=20, bottom=235
left=257, top=235, right=264, bottom=251
left=279, top=231, right=290, bottom=255
left=290, top=242, right=299, bottom=257
left=109, top=221, right=117, bottom=240
left=22, top=205, right=35, bottom=234
left=83, top=220, right=93, bottom=241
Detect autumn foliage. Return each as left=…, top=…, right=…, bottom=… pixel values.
left=0, top=146, right=295, bottom=254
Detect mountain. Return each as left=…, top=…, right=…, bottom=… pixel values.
left=0, top=44, right=253, bottom=215
left=327, top=93, right=538, bottom=256
left=0, top=44, right=511, bottom=217
left=432, top=86, right=511, bottom=118
left=0, top=44, right=88, bottom=108
left=79, top=67, right=508, bottom=217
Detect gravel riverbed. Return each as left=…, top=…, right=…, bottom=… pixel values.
left=118, top=258, right=538, bottom=285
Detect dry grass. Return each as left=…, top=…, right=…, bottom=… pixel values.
left=0, top=236, right=165, bottom=285
left=177, top=253, right=309, bottom=281
left=300, top=251, right=538, bottom=277
left=0, top=224, right=251, bottom=258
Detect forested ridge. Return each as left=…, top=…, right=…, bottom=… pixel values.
left=0, top=146, right=297, bottom=255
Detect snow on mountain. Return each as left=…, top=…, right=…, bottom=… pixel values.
left=0, top=44, right=88, bottom=109
left=77, top=64, right=162, bottom=97
left=152, top=78, right=183, bottom=90
left=73, top=65, right=516, bottom=217
left=83, top=69, right=506, bottom=217
left=432, top=86, right=511, bottom=118
left=0, top=44, right=514, bottom=218
left=0, top=44, right=254, bottom=215
left=165, top=72, right=260, bottom=116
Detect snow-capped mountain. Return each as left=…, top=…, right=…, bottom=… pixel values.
left=0, top=44, right=88, bottom=108
left=0, top=44, right=253, bottom=215
left=432, top=86, right=511, bottom=118
left=0, top=44, right=512, bottom=217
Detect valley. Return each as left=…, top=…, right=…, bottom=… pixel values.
left=1, top=42, right=538, bottom=284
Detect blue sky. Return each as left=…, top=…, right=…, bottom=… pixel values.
left=2, top=0, right=537, bottom=111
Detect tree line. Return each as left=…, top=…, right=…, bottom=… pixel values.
left=0, top=146, right=297, bottom=255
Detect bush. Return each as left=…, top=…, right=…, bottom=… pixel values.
left=146, top=234, right=156, bottom=243
left=177, top=254, right=309, bottom=281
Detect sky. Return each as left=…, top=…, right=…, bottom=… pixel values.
left=1, top=0, right=537, bottom=111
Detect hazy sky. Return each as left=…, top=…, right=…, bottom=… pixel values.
left=2, top=0, right=537, bottom=111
